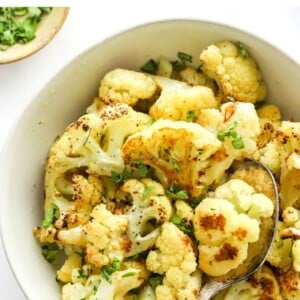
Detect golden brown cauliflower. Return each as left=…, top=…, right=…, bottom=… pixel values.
left=99, top=68, right=158, bottom=106
left=256, top=103, right=282, bottom=148
left=155, top=269, right=202, bottom=300
left=200, top=40, right=267, bottom=103
left=42, top=103, right=150, bottom=225
left=213, top=266, right=282, bottom=300
left=119, top=178, right=172, bottom=256
left=179, top=66, right=217, bottom=91
left=146, top=222, right=201, bottom=300
left=122, top=119, right=222, bottom=197
left=84, top=204, right=129, bottom=268
left=258, top=121, right=300, bottom=209
left=149, top=75, right=218, bottom=121
left=277, top=267, right=300, bottom=300
left=193, top=179, right=274, bottom=277
left=267, top=221, right=293, bottom=272
left=146, top=222, right=197, bottom=274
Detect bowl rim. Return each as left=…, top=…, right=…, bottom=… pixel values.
left=0, top=7, right=70, bottom=64
left=0, top=17, right=299, bottom=299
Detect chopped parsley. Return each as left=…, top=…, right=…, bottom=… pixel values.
left=178, top=51, right=193, bottom=63
left=122, top=271, right=136, bottom=278
left=166, top=183, right=188, bottom=200
left=171, top=51, right=193, bottom=72
left=170, top=214, right=193, bottom=234
left=148, top=116, right=155, bottom=126
left=111, top=170, right=126, bottom=183
left=0, top=7, right=52, bottom=51
left=100, top=257, right=121, bottom=282
left=170, top=157, right=181, bottom=172
left=42, top=244, right=59, bottom=265
left=111, top=162, right=149, bottom=184
left=140, top=59, right=158, bottom=74
left=143, top=185, right=155, bottom=199
left=42, top=206, right=57, bottom=228
left=217, top=121, right=245, bottom=150
left=135, top=161, right=148, bottom=177
left=189, top=196, right=205, bottom=209
left=140, top=51, right=193, bottom=75
left=186, top=110, right=196, bottom=122
left=236, top=41, right=248, bottom=59
left=149, top=275, right=163, bottom=289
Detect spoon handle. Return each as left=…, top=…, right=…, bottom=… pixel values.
left=197, top=279, right=225, bottom=300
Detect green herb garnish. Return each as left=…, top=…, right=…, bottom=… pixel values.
left=171, top=51, right=193, bottom=71
left=0, top=7, right=52, bottom=51
left=143, top=185, right=155, bottom=199
left=178, top=51, right=193, bottom=63
left=170, top=214, right=193, bottom=234
left=111, top=162, right=148, bottom=184
left=189, top=196, right=205, bottom=209
left=122, top=271, right=136, bottom=278
left=149, top=275, right=163, bottom=289
left=148, top=116, right=155, bottom=126
left=111, top=170, right=125, bottom=183
left=140, top=59, right=158, bottom=74
left=135, top=161, right=148, bottom=177
left=186, top=110, right=196, bottom=122
left=42, top=244, right=59, bottom=265
left=217, top=121, right=245, bottom=150
left=100, top=257, right=121, bottom=282
left=166, top=183, right=188, bottom=200
left=170, top=157, right=181, bottom=172
left=42, top=206, right=57, bottom=228
left=236, top=41, right=248, bottom=59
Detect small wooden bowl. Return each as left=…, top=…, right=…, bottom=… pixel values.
left=0, top=7, right=69, bottom=64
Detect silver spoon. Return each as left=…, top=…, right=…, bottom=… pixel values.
left=197, top=161, right=279, bottom=300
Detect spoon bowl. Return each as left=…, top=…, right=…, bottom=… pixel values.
left=198, top=161, right=279, bottom=300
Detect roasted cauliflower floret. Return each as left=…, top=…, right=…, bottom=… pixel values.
left=122, top=119, right=222, bottom=196
left=149, top=75, right=218, bottom=121
left=255, top=103, right=282, bottom=148
left=146, top=222, right=200, bottom=299
left=42, top=103, right=150, bottom=223
left=259, top=122, right=300, bottom=208
left=217, top=101, right=261, bottom=158
left=57, top=253, right=82, bottom=283
left=174, top=200, right=194, bottom=225
left=155, top=269, right=202, bottom=300
left=146, top=222, right=197, bottom=274
left=213, top=266, right=282, bottom=300
left=200, top=40, right=267, bottom=103
left=179, top=66, right=217, bottom=91
left=260, top=121, right=300, bottom=173
left=200, top=101, right=261, bottom=188
left=277, top=267, right=300, bottom=300
left=62, top=274, right=102, bottom=300
left=279, top=207, right=300, bottom=272
left=267, top=221, right=293, bottom=271
left=280, top=152, right=300, bottom=210
left=119, top=178, right=172, bottom=256
left=99, top=68, right=158, bottom=106
left=193, top=179, right=274, bottom=276
left=257, top=103, right=282, bottom=121
left=62, top=261, right=148, bottom=300
left=56, top=203, right=129, bottom=267
left=84, top=204, right=129, bottom=267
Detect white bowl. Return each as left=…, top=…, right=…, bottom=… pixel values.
left=0, top=19, right=300, bottom=300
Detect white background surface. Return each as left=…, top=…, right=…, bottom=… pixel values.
left=0, top=3, right=299, bottom=299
